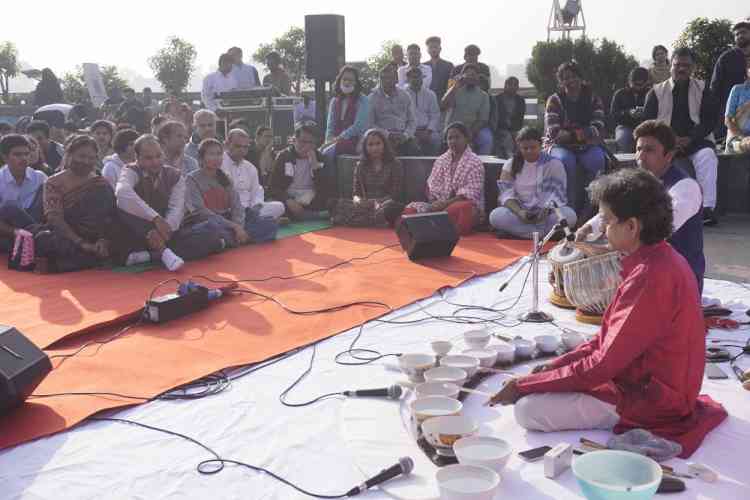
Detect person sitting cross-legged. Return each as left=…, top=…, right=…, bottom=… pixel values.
left=116, top=135, right=224, bottom=271
left=724, top=65, right=750, bottom=154
left=401, top=122, right=484, bottom=235
left=489, top=167, right=728, bottom=458
left=158, top=120, right=199, bottom=175
left=102, top=128, right=139, bottom=189
left=489, top=126, right=576, bottom=239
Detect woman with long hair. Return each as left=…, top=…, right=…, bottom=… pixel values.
left=322, top=66, right=370, bottom=172
left=649, top=45, right=671, bottom=85
left=489, top=126, right=576, bottom=238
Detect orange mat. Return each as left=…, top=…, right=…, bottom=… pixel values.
left=0, top=228, right=532, bottom=450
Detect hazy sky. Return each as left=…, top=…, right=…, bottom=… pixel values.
left=4, top=0, right=749, bottom=90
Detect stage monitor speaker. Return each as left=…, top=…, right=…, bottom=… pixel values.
left=0, top=325, right=52, bottom=415
left=305, top=14, right=345, bottom=81
left=397, top=212, right=459, bottom=261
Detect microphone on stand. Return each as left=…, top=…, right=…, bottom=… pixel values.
left=550, top=202, right=575, bottom=242
left=346, top=457, right=414, bottom=496
left=342, top=385, right=403, bottom=399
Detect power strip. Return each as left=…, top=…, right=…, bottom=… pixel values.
left=145, top=286, right=210, bottom=323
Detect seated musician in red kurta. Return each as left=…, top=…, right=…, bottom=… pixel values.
left=489, top=168, right=727, bottom=458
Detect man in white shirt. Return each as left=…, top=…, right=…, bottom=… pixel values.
left=116, top=135, right=223, bottom=271
left=404, top=67, right=441, bottom=155
left=398, top=44, right=433, bottom=91
left=201, top=53, right=238, bottom=112
left=227, top=46, right=260, bottom=90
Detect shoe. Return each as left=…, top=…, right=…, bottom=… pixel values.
left=702, top=208, right=718, bottom=227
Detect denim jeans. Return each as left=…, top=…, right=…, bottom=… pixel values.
left=472, top=127, right=494, bottom=155
left=489, top=206, right=577, bottom=239
left=549, top=145, right=607, bottom=213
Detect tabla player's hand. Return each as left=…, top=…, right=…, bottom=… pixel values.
left=531, top=363, right=551, bottom=374
left=575, top=224, right=593, bottom=242
left=487, top=378, right=521, bottom=407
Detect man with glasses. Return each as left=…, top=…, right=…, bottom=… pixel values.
left=610, top=68, right=652, bottom=153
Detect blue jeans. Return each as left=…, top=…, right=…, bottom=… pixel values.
left=472, top=127, right=494, bottom=155
left=615, top=126, right=635, bottom=154
left=489, top=206, right=577, bottom=239
left=549, top=146, right=607, bottom=213
left=244, top=207, right=278, bottom=243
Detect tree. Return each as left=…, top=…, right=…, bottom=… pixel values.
left=0, top=41, right=20, bottom=103
left=253, top=26, right=308, bottom=95
left=61, top=65, right=129, bottom=104
left=357, top=40, right=400, bottom=94
left=674, top=17, right=734, bottom=81
left=526, top=37, right=638, bottom=110
left=149, top=36, right=197, bottom=96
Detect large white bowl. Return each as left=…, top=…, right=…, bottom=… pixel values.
left=411, top=396, right=463, bottom=424
left=424, top=366, right=468, bottom=386
left=513, top=338, right=536, bottom=358
left=398, top=353, right=436, bottom=383
left=562, top=331, right=586, bottom=350
left=441, top=355, right=481, bottom=377
left=534, top=335, right=561, bottom=354
left=463, top=330, right=491, bottom=349
left=416, top=381, right=461, bottom=399
left=572, top=450, right=662, bottom=500
left=454, top=436, right=512, bottom=473
left=422, top=415, right=478, bottom=455
left=490, top=342, right=516, bottom=364
left=436, top=464, right=500, bottom=500
left=462, top=349, right=497, bottom=368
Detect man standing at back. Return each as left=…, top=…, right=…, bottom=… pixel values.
left=397, top=44, right=432, bottom=91
left=202, top=53, right=238, bottom=112
left=494, top=77, right=526, bottom=158
left=710, top=18, right=750, bottom=140
left=452, top=45, right=491, bottom=92
left=424, top=36, right=454, bottom=102
left=228, top=47, right=260, bottom=90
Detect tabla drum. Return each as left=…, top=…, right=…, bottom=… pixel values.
left=562, top=251, right=623, bottom=325
left=547, top=242, right=585, bottom=309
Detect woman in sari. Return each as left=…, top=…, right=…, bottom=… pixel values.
left=725, top=65, right=750, bottom=154
left=401, top=122, right=485, bottom=235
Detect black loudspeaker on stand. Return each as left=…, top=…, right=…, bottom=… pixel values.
left=396, top=212, right=459, bottom=261
left=0, top=325, right=52, bottom=415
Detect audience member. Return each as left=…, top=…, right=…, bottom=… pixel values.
left=424, top=36, right=454, bottom=101
left=644, top=47, right=720, bottom=226
left=90, top=119, right=115, bottom=165
left=142, top=87, right=160, bottom=116
left=725, top=65, right=750, bottom=153
left=405, top=67, right=441, bottom=155
left=62, top=121, right=78, bottom=142
left=228, top=46, right=261, bottom=89
left=158, top=121, right=199, bottom=175
left=0, top=122, right=13, bottom=138
left=323, top=66, right=369, bottom=165
left=367, top=67, right=419, bottom=156
left=33, top=68, right=64, bottom=107
left=710, top=18, right=750, bottom=140
left=330, top=128, right=404, bottom=227
left=610, top=67, right=651, bottom=153
left=247, top=126, right=275, bottom=184
left=388, top=45, right=407, bottom=70
left=185, top=110, right=218, bottom=160
left=116, top=88, right=148, bottom=133
left=294, top=96, right=317, bottom=124
left=263, top=51, right=293, bottom=96
left=544, top=61, right=607, bottom=213
left=649, top=45, right=671, bottom=85
left=489, top=126, right=575, bottom=238
left=452, top=45, right=491, bottom=92
left=116, top=135, right=224, bottom=271
left=102, top=128, right=139, bottom=189
left=494, top=76, right=526, bottom=158
left=202, top=53, right=238, bottom=112
left=442, top=64, right=493, bottom=155
left=397, top=44, right=432, bottom=91
left=150, top=114, right=168, bottom=135
left=401, top=122, right=484, bottom=235
left=269, top=124, right=328, bottom=220
left=27, top=120, right=64, bottom=172
left=0, top=134, right=46, bottom=251
left=26, top=135, right=53, bottom=176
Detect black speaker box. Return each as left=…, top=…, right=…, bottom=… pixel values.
left=396, top=212, right=459, bottom=261
left=305, top=14, right=346, bottom=81
left=0, top=325, right=52, bottom=415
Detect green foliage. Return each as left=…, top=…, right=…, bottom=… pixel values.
left=253, top=26, right=308, bottom=94
left=148, top=36, right=197, bottom=96
left=0, top=41, right=20, bottom=102
left=526, top=37, right=638, bottom=108
left=674, top=17, right=734, bottom=81
left=358, top=40, right=400, bottom=94
left=61, top=65, right=129, bottom=104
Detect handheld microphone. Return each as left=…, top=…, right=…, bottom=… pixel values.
left=342, top=385, right=403, bottom=399
left=346, top=457, right=414, bottom=496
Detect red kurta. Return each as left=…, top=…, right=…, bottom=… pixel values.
left=516, top=241, right=727, bottom=457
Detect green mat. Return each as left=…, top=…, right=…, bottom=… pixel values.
left=109, top=218, right=333, bottom=274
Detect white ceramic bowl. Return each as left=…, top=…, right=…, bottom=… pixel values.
left=424, top=366, right=468, bottom=387
left=490, top=342, right=516, bottom=364
left=416, top=381, right=461, bottom=399
left=463, top=330, right=491, bottom=349
left=513, top=338, right=536, bottom=358
left=422, top=415, right=479, bottom=455
left=411, top=396, right=463, bottom=424
left=562, top=331, right=586, bottom=350
left=441, top=355, right=481, bottom=377
left=534, top=335, right=560, bottom=354
left=436, top=464, right=500, bottom=500
left=431, top=340, right=453, bottom=356
left=398, top=353, right=436, bottom=383
left=572, top=450, right=662, bottom=500
left=454, top=436, right=512, bottom=473
left=462, top=349, right=498, bottom=368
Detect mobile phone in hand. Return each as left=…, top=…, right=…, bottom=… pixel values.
left=518, top=445, right=552, bottom=463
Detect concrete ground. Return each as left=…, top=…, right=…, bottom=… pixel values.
left=705, top=213, right=750, bottom=283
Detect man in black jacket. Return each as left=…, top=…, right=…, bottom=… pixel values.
left=493, top=77, right=526, bottom=158
left=710, top=18, right=750, bottom=140
left=610, top=68, right=651, bottom=153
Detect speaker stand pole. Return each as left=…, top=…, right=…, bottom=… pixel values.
left=519, top=231, right=554, bottom=324
left=314, top=79, right=327, bottom=133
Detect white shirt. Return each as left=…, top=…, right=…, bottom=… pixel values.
left=201, top=71, right=238, bottom=111
left=101, top=154, right=125, bottom=189
left=514, top=161, right=541, bottom=208
left=230, top=63, right=260, bottom=90
left=397, top=64, right=433, bottom=91
left=404, top=86, right=441, bottom=132
left=220, top=152, right=263, bottom=209
left=115, top=166, right=186, bottom=231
